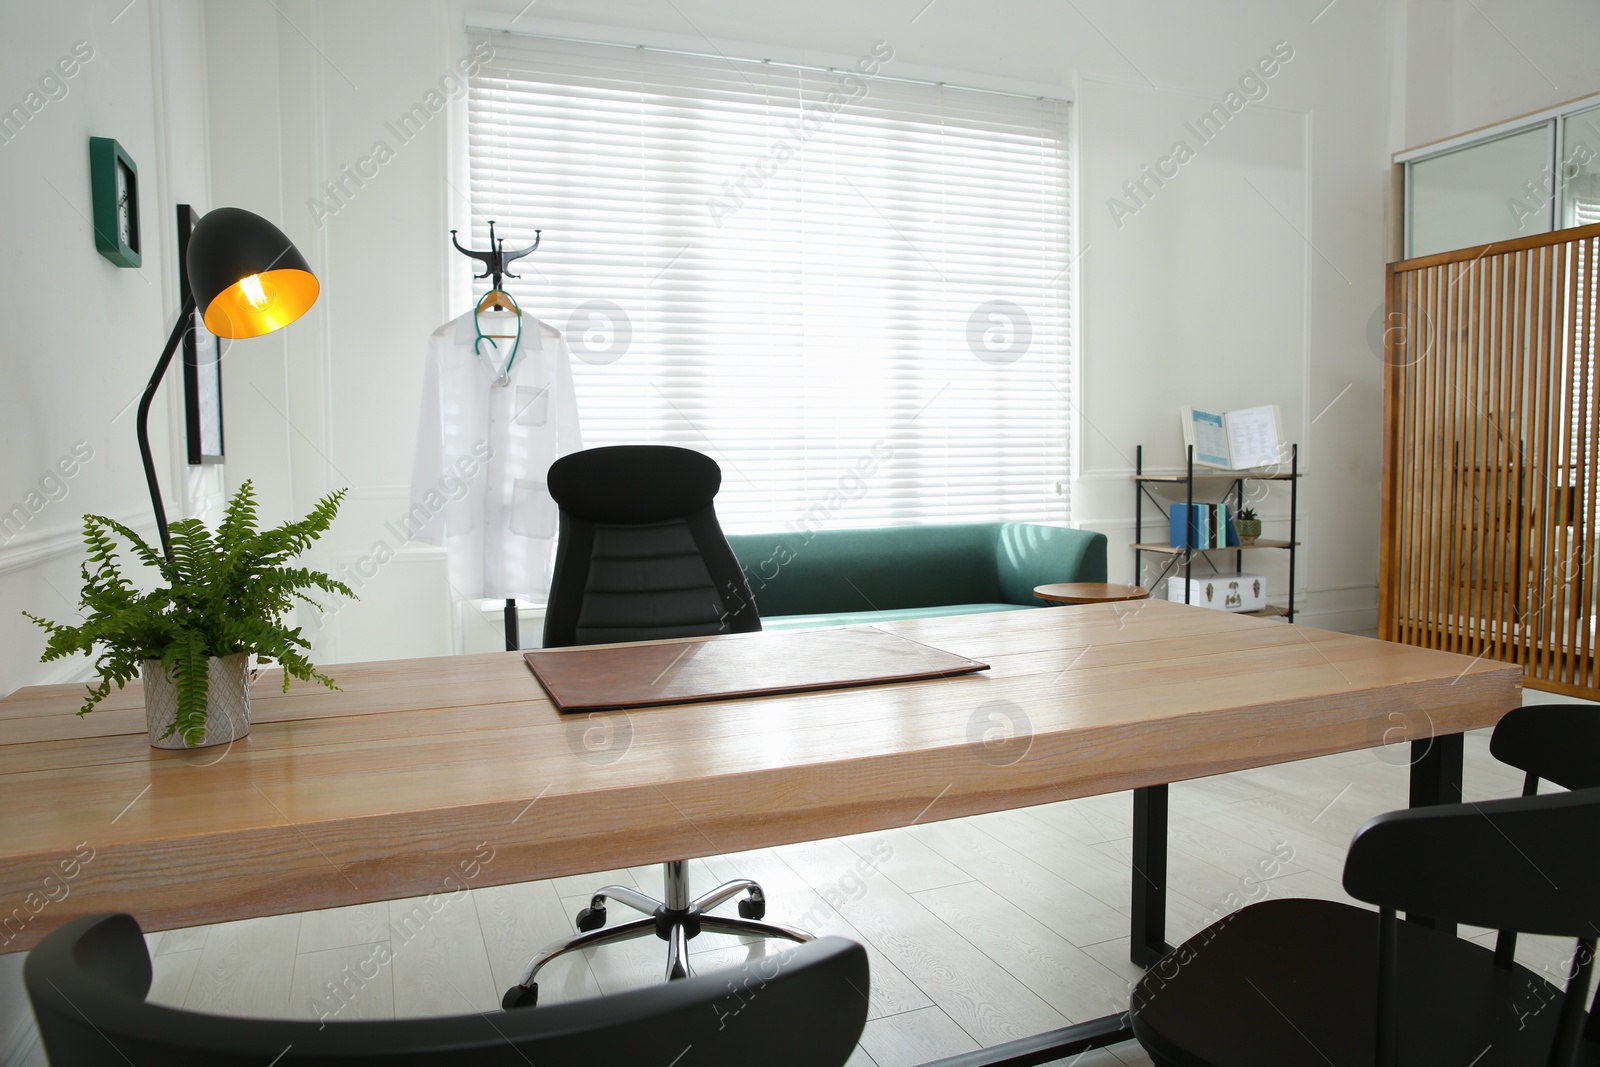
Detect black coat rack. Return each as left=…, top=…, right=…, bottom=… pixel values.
left=451, top=221, right=541, bottom=293
left=450, top=221, right=543, bottom=651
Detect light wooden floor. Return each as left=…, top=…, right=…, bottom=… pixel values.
left=17, top=690, right=1583, bottom=1067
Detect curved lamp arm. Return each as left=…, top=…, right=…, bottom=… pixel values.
left=135, top=294, right=197, bottom=561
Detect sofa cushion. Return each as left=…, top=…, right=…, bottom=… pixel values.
left=758, top=603, right=1031, bottom=631
left=725, top=523, right=1107, bottom=620
left=728, top=525, right=1007, bottom=617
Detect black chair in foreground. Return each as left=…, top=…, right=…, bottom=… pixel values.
left=504, top=445, right=799, bottom=1010
left=26, top=913, right=870, bottom=1066
left=1128, top=786, right=1600, bottom=1066
left=1488, top=704, right=1600, bottom=1004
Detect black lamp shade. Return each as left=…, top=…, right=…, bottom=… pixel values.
left=186, top=207, right=319, bottom=339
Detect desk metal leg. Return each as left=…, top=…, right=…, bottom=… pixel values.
left=1130, top=784, right=1173, bottom=967
left=1406, top=732, right=1464, bottom=936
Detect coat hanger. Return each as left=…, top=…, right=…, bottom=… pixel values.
left=476, top=289, right=520, bottom=337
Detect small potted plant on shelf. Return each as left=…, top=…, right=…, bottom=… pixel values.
left=25, top=481, right=353, bottom=750
left=1235, top=507, right=1262, bottom=545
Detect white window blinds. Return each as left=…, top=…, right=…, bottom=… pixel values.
left=466, top=30, right=1072, bottom=531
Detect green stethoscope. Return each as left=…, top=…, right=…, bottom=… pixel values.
left=473, top=294, right=522, bottom=387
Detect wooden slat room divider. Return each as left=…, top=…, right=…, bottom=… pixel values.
left=1382, top=221, right=1600, bottom=697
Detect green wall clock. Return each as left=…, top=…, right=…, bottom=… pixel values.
left=90, top=136, right=141, bottom=267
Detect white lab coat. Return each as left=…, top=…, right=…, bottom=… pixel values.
left=407, top=310, right=582, bottom=603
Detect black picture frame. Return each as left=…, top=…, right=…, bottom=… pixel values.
left=177, top=205, right=225, bottom=464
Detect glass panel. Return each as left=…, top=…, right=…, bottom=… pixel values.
left=1408, top=124, right=1552, bottom=256
left=1561, top=106, right=1600, bottom=228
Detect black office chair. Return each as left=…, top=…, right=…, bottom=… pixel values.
left=1489, top=703, right=1600, bottom=795
left=1488, top=704, right=1600, bottom=988
left=1129, top=786, right=1600, bottom=1067
left=26, top=913, right=869, bottom=1066
left=505, top=445, right=798, bottom=1010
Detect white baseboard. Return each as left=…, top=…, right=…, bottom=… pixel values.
left=1293, top=604, right=1380, bottom=633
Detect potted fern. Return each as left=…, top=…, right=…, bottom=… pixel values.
left=25, top=481, right=353, bottom=749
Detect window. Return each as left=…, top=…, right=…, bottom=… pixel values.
left=1406, top=126, right=1553, bottom=257
left=1563, top=105, right=1600, bottom=228
left=1399, top=91, right=1600, bottom=258
left=466, top=30, right=1073, bottom=531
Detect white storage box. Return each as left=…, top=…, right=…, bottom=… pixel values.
left=1167, top=574, right=1266, bottom=612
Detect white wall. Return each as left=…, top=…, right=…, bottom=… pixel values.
left=0, top=0, right=212, bottom=1058
left=0, top=0, right=215, bottom=674
left=0, top=0, right=213, bottom=700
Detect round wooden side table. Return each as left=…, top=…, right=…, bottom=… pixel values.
left=1033, top=582, right=1151, bottom=605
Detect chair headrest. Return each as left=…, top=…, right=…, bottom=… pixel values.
left=548, top=446, right=722, bottom=523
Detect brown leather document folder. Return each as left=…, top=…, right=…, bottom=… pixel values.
left=524, top=625, right=989, bottom=712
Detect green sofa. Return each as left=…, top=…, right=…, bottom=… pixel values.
left=723, top=523, right=1108, bottom=630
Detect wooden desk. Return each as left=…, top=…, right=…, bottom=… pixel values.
left=0, top=603, right=1517, bottom=1059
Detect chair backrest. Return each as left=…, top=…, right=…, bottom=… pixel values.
left=1491, top=704, right=1600, bottom=793
left=26, top=913, right=871, bottom=1067
left=543, top=445, right=760, bottom=647
left=1487, top=704, right=1600, bottom=1007
left=1343, top=788, right=1600, bottom=1067
left=1344, top=788, right=1600, bottom=937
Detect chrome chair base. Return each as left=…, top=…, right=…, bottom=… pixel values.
left=502, top=859, right=813, bottom=1009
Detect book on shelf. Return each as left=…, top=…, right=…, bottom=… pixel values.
left=1180, top=405, right=1287, bottom=469
left=1169, top=502, right=1239, bottom=549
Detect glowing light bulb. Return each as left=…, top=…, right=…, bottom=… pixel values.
left=238, top=274, right=270, bottom=310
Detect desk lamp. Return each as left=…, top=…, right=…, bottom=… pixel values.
left=135, top=207, right=319, bottom=558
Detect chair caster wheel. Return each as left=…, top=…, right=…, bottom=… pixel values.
left=502, top=983, right=538, bottom=1010
left=576, top=906, right=607, bottom=932
left=738, top=897, right=766, bottom=920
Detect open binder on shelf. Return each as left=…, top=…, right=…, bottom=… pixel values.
left=1180, top=405, right=1286, bottom=469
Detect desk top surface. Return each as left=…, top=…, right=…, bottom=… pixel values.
left=0, top=602, right=1520, bottom=949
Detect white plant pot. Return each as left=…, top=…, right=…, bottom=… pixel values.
left=142, top=653, right=252, bottom=749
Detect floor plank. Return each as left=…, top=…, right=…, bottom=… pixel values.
left=474, top=878, right=603, bottom=1006
left=182, top=913, right=301, bottom=1017
left=386, top=891, right=496, bottom=1017
left=908, top=818, right=1128, bottom=948
left=287, top=941, right=395, bottom=1022
left=778, top=837, right=1072, bottom=1046
left=297, top=901, right=390, bottom=954
left=911, top=880, right=1131, bottom=1023
left=146, top=947, right=201, bottom=1008
left=858, top=1006, right=979, bottom=1067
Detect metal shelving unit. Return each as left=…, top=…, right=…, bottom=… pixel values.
left=1133, top=443, right=1300, bottom=623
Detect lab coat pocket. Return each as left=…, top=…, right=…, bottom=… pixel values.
left=514, top=385, right=550, bottom=426
left=511, top=479, right=557, bottom=539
